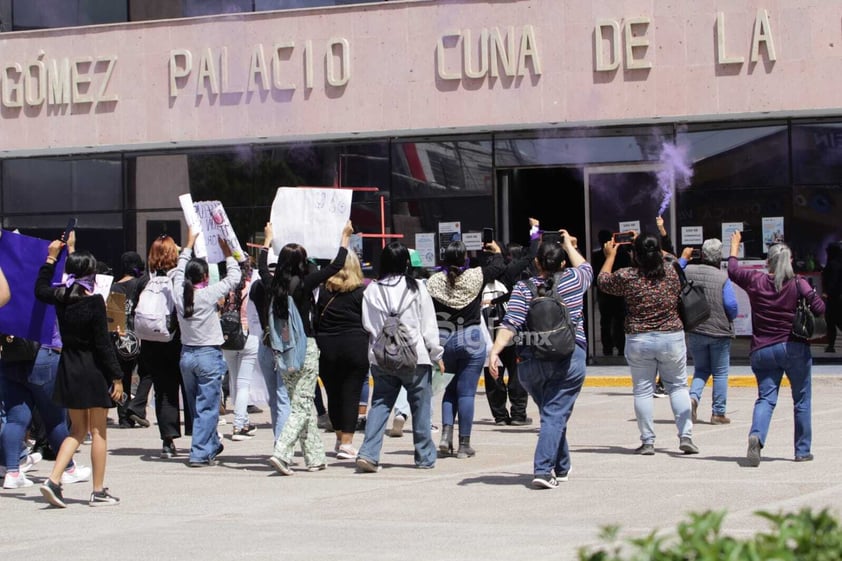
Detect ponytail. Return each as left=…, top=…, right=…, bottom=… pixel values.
left=183, top=258, right=209, bottom=319
left=183, top=280, right=196, bottom=318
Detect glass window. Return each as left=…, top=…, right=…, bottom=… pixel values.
left=3, top=158, right=122, bottom=214
left=791, top=185, right=842, bottom=269
left=392, top=141, right=492, bottom=200
left=183, top=0, right=253, bottom=17
left=3, top=212, right=124, bottom=270
left=256, top=0, right=387, bottom=9
left=12, top=0, right=126, bottom=30
left=495, top=128, right=671, bottom=168
left=792, top=123, right=842, bottom=185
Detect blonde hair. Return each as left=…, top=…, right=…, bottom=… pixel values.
left=325, top=251, right=364, bottom=293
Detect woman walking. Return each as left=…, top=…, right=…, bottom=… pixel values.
left=597, top=233, right=699, bottom=456
left=315, top=250, right=369, bottom=460
left=427, top=240, right=505, bottom=458
left=266, top=221, right=352, bottom=475
left=727, top=232, right=824, bottom=465
left=173, top=230, right=241, bottom=466
left=356, top=242, right=444, bottom=472
left=35, top=237, right=122, bottom=507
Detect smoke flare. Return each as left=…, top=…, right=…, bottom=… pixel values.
left=657, top=143, right=693, bottom=215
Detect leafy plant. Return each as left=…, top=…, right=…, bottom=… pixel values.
left=578, top=508, right=842, bottom=561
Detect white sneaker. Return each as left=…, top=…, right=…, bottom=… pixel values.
left=20, top=452, right=42, bottom=473
left=336, top=444, right=358, bottom=460
left=3, top=471, right=34, bottom=489
left=61, top=464, right=92, bottom=484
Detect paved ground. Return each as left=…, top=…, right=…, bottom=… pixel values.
left=2, top=370, right=841, bottom=560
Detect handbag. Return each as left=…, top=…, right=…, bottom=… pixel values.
left=220, top=310, right=247, bottom=350
left=791, top=278, right=827, bottom=339
left=1, top=335, right=42, bottom=362
left=673, top=262, right=711, bottom=332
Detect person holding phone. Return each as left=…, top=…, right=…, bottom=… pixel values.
left=35, top=233, right=123, bottom=507
left=597, top=233, right=699, bottom=457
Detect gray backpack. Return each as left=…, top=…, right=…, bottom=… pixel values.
left=371, top=283, right=418, bottom=372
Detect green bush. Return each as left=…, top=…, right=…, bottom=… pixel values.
left=578, top=508, right=842, bottom=561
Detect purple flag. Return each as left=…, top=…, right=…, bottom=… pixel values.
left=0, top=231, right=65, bottom=345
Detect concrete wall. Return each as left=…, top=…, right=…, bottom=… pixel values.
left=1, top=0, right=840, bottom=156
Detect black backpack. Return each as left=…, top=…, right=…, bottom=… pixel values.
left=518, top=273, right=577, bottom=361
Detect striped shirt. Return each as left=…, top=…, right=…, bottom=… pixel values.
left=501, top=263, right=593, bottom=348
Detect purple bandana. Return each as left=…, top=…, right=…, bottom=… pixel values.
left=53, top=273, right=96, bottom=292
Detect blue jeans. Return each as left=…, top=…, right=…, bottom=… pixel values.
left=688, top=333, right=731, bottom=416
left=180, top=345, right=227, bottom=463
left=0, top=349, right=70, bottom=471
left=358, top=365, right=436, bottom=468
left=257, top=343, right=291, bottom=441
left=625, top=331, right=693, bottom=444
left=440, top=325, right=486, bottom=437
left=518, top=346, right=586, bottom=476
left=749, top=341, right=812, bottom=458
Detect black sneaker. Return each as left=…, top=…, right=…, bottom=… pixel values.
left=531, top=474, right=558, bottom=489
left=232, top=428, right=254, bottom=441
left=634, top=443, right=655, bottom=455
left=510, top=417, right=533, bottom=426
left=128, top=413, right=150, bottom=428
left=40, top=479, right=67, bottom=508
left=89, top=488, right=120, bottom=507
left=355, top=417, right=367, bottom=431
left=161, top=440, right=178, bottom=459
left=246, top=404, right=263, bottom=414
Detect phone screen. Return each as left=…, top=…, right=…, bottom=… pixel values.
left=542, top=231, right=562, bottom=245
left=61, top=218, right=78, bottom=244
left=482, top=228, right=494, bottom=244
left=613, top=231, right=634, bottom=245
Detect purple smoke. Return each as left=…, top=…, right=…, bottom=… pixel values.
left=656, top=142, right=693, bottom=215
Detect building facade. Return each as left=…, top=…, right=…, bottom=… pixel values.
left=2, top=0, right=842, bottom=359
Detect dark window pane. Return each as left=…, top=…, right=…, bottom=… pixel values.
left=255, top=0, right=385, bottom=9
left=677, top=125, right=789, bottom=189
left=129, top=0, right=184, bottom=21
left=792, top=185, right=842, bottom=268
left=792, top=124, right=842, bottom=184
left=3, top=213, right=123, bottom=270
left=392, top=141, right=492, bottom=200
left=183, top=0, right=253, bottom=17
left=187, top=150, right=254, bottom=209
left=12, top=0, right=126, bottom=29
left=3, top=158, right=122, bottom=213
left=495, top=130, right=669, bottom=167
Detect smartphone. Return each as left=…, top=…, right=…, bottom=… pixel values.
left=61, top=218, right=77, bottom=243
left=612, top=231, right=634, bottom=245
left=482, top=227, right=494, bottom=244
left=541, top=231, right=562, bottom=245
left=691, top=248, right=701, bottom=259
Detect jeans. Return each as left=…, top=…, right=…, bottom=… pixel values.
left=625, top=331, right=693, bottom=444
left=0, top=349, right=70, bottom=471
left=749, top=341, right=812, bottom=458
left=358, top=364, right=436, bottom=468
left=180, top=345, right=227, bottom=463
left=257, top=342, right=291, bottom=440
left=518, top=346, right=586, bottom=476
left=688, top=333, right=731, bottom=416
left=441, top=325, right=487, bottom=437
left=223, top=334, right=259, bottom=430
left=272, top=338, right=326, bottom=467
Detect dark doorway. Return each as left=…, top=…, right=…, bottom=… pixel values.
left=504, top=167, right=586, bottom=245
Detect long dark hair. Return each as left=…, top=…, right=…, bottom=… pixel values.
left=442, top=240, right=468, bottom=288
left=378, top=242, right=418, bottom=292
left=55, top=251, right=97, bottom=304
left=269, top=243, right=308, bottom=319
left=534, top=242, right=567, bottom=294
left=182, top=258, right=208, bottom=319
left=633, top=233, right=665, bottom=280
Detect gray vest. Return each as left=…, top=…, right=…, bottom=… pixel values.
left=684, top=263, right=733, bottom=338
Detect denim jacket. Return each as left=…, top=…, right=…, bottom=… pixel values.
left=267, top=295, right=307, bottom=372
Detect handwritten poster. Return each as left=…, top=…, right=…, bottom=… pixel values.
left=193, top=201, right=245, bottom=263
left=721, top=222, right=744, bottom=259
left=463, top=232, right=483, bottom=251
left=270, top=187, right=352, bottom=259
left=178, top=194, right=208, bottom=259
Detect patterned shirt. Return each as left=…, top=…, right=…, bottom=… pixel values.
left=501, top=263, right=593, bottom=348
left=597, top=265, right=683, bottom=334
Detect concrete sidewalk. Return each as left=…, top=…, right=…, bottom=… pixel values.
left=3, top=379, right=841, bottom=560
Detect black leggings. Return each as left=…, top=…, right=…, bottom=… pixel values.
left=317, top=334, right=370, bottom=434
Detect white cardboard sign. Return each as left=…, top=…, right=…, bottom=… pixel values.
left=270, top=187, right=352, bottom=260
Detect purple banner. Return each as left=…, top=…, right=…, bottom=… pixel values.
left=0, top=231, right=64, bottom=345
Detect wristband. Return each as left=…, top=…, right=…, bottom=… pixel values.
left=46, top=257, right=57, bottom=264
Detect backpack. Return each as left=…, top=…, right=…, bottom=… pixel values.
left=134, top=275, right=176, bottom=342
left=220, top=285, right=247, bottom=351
left=371, top=283, right=418, bottom=372
left=519, top=273, right=576, bottom=361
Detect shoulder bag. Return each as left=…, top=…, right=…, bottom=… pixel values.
left=792, top=277, right=827, bottom=340
left=673, top=262, right=711, bottom=332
